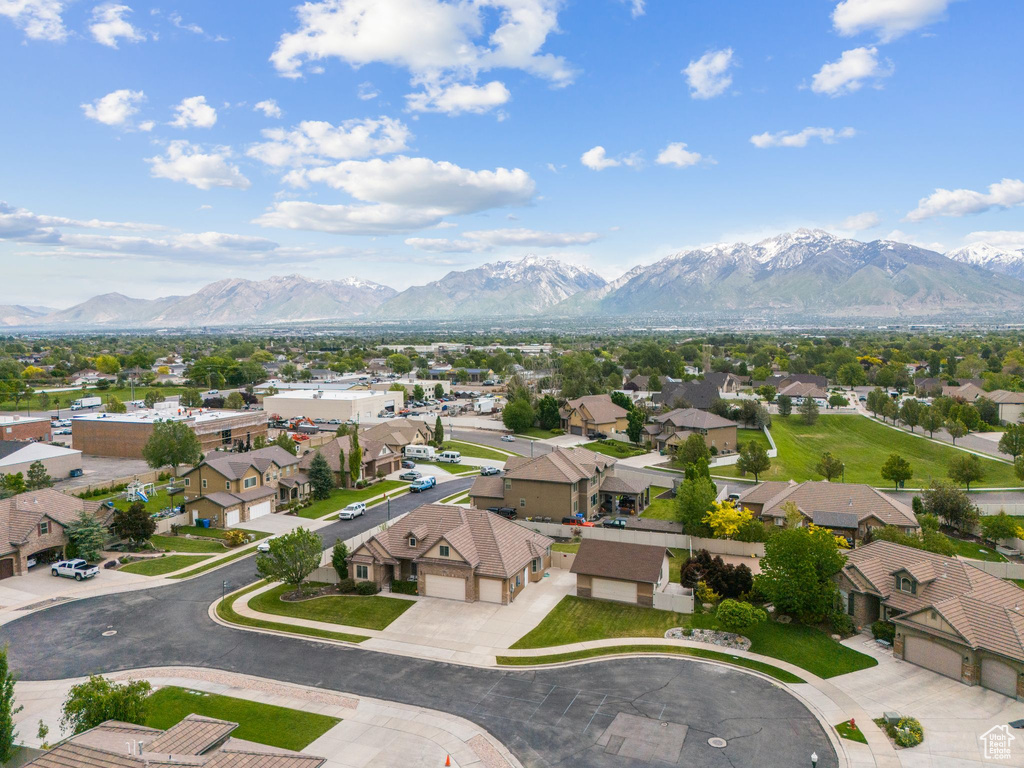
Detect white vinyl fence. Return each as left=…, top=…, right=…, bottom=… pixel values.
left=654, top=591, right=695, bottom=613
left=960, top=559, right=1024, bottom=580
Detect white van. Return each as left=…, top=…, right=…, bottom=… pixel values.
left=404, top=444, right=436, bottom=461
left=437, top=450, right=462, bottom=464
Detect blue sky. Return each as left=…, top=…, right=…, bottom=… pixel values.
left=1, top=0, right=1022, bottom=306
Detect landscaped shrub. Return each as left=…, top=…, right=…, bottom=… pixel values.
left=337, top=578, right=356, bottom=593
left=679, top=549, right=753, bottom=598
left=894, top=717, right=924, bottom=748
left=355, top=581, right=378, bottom=595
left=829, top=609, right=854, bottom=637
left=871, top=620, right=896, bottom=643
left=715, top=599, right=767, bottom=633
left=695, top=580, right=721, bottom=605
left=390, top=579, right=418, bottom=595
left=355, top=480, right=366, bottom=489
left=550, top=428, right=564, bottom=436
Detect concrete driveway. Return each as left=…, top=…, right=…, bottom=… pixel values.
left=0, top=562, right=150, bottom=612
left=835, top=635, right=1024, bottom=766
left=372, top=568, right=575, bottom=653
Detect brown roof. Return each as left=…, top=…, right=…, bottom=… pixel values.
left=469, top=475, right=505, bottom=499
left=570, top=539, right=668, bottom=584
left=353, top=503, right=552, bottom=579
left=987, top=389, right=1024, bottom=404
left=599, top=471, right=650, bottom=495
left=652, top=407, right=736, bottom=430
left=148, top=715, right=236, bottom=755
left=232, top=486, right=278, bottom=503
left=298, top=436, right=395, bottom=475
left=193, top=446, right=298, bottom=482
left=778, top=381, right=828, bottom=399
left=359, top=418, right=431, bottom=449
left=195, top=492, right=243, bottom=509
left=740, top=480, right=918, bottom=529
left=0, top=489, right=105, bottom=552
left=503, top=446, right=614, bottom=484
left=844, top=540, right=1024, bottom=662
left=563, top=394, right=628, bottom=425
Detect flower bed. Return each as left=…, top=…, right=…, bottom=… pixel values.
left=664, top=627, right=752, bottom=651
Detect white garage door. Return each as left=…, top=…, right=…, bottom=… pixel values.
left=982, top=658, right=1018, bottom=698
left=248, top=501, right=272, bottom=520
left=904, top=636, right=962, bottom=681
left=425, top=575, right=466, bottom=601
left=591, top=578, right=638, bottom=604
left=478, top=578, right=503, bottom=604
left=224, top=509, right=240, bottom=526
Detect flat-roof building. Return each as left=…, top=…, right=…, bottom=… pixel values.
left=71, top=404, right=268, bottom=459
left=263, top=389, right=404, bottom=423
left=0, top=414, right=51, bottom=442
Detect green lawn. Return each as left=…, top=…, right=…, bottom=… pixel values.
left=174, top=525, right=268, bottom=541
left=580, top=440, right=650, bottom=459
left=296, top=480, right=407, bottom=519
left=551, top=541, right=580, bottom=553
left=511, top=596, right=876, bottom=679
left=151, top=534, right=227, bottom=553
left=440, top=440, right=512, bottom=461
left=120, top=554, right=210, bottom=575
left=145, top=686, right=340, bottom=752
left=737, top=428, right=773, bottom=452
left=249, top=583, right=414, bottom=630
left=217, top=582, right=368, bottom=643
left=639, top=486, right=674, bottom=520
left=517, top=428, right=563, bottom=439
left=714, top=414, right=1020, bottom=488
left=167, top=544, right=260, bottom=579
left=497, top=645, right=803, bottom=683
left=943, top=535, right=1007, bottom=562
left=835, top=720, right=868, bottom=744
left=0, top=385, right=189, bottom=413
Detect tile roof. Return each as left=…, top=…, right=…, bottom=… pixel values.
left=843, top=540, right=1024, bottom=662
left=652, top=407, right=736, bottom=430
left=599, top=471, right=650, bottom=495
left=654, top=379, right=720, bottom=410
left=503, top=446, right=614, bottom=484
left=778, top=381, right=828, bottom=399
left=148, top=715, right=236, bottom=755
left=740, top=481, right=918, bottom=528
left=359, top=418, right=431, bottom=449
left=987, top=389, right=1024, bottom=404
left=354, top=503, right=552, bottom=579
left=298, top=436, right=395, bottom=475
left=571, top=539, right=668, bottom=584
left=1, top=489, right=104, bottom=550
left=563, top=395, right=629, bottom=425
left=469, top=475, right=505, bottom=499
left=198, top=446, right=298, bottom=481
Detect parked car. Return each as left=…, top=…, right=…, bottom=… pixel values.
left=338, top=502, right=366, bottom=520
left=409, top=476, right=436, bottom=492
left=487, top=506, right=517, bottom=520
left=256, top=535, right=281, bottom=553
left=727, top=493, right=741, bottom=502
left=561, top=516, right=595, bottom=527
left=51, top=559, right=98, bottom=581
left=400, top=470, right=422, bottom=481
left=207, top=389, right=220, bottom=395
left=601, top=517, right=628, bottom=529
left=437, top=450, right=462, bottom=464
left=500, top=434, right=516, bottom=442
left=587, top=431, right=608, bottom=440
left=479, top=466, right=500, bottom=476
left=401, top=459, right=415, bottom=469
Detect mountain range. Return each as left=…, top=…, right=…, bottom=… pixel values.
left=5, top=231, right=1024, bottom=327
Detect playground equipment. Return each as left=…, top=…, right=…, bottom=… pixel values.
left=124, top=480, right=156, bottom=503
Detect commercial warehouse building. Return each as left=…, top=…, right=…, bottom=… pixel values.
left=262, top=389, right=404, bottom=422
left=0, top=441, right=82, bottom=480
left=71, top=404, right=268, bottom=459
left=0, top=415, right=52, bottom=442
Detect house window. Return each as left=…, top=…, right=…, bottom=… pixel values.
left=515, top=574, right=521, bottom=588
left=572, top=482, right=578, bottom=492
left=244, top=477, right=257, bottom=489
left=573, top=500, right=578, bottom=513
left=202, top=478, right=207, bottom=489
left=265, top=473, right=271, bottom=482
left=410, top=563, right=418, bottom=580
left=531, top=558, right=538, bottom=573
left=356, top=565, right=368, bottom=579
left=847, top=592, right=855, bottom=616
left=590, top=494, right=597, bottom=507
left=439, top=545, right=450, bottom=557
left=183, top=478, right=190, bottom=487
left=225, top=481, right=230, bottom=490
left=39, top=521, right=49, bottom=535
left=409, top=536, right=417, bottom=547
left=504, top=479, right=512, bottom=490
left=899, top=576, right=915, bottom=594
left=519, top=498, right=526, bottom=508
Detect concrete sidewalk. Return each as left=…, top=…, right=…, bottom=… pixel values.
left=14, top=667, right=522, bottom=768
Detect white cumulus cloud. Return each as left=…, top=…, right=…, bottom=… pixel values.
left=357, top=82, right=379, bottom=100
left=750, top=126, right=856, bottom=148
left=683, top=48, right=734, bottom=99
left=247, top=117, right=410, bottom=168
left=0, top=0, right=66, bottom=41
left=255, top=155, right=535, bottom=235
left=171, top=95, right=218, bottom=128
left=89, top=3, right=145, bottom=48
left=147, top=141, right=250, bottom=190
left=905, top=178, right=1024, bottom=222
left=841, top=211, right=880, bottom=231
left=580, top=146, right=640, bottom=171
left=81, top=89, right=145, bottom=127
left=811, top=46, right=893, bottom=96
left=406, top=228, right=601, bottom=253
left=253, top=99, right=282, bottom=118
left=655, top=142, right=706, bottom=168
left=833, top=0, right=951, bottom=42
left=406, top=80, right=511, bottom=115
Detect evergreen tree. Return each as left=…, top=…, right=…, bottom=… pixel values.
left=799, top=396, right=819, bottom=425
left=0, top=644, right=21, bottom=764
left=307, top=452, right=335, bottom=500
left=434, top=416, right=444, bottom=446
left=66, top=509, right=106, bottom=562
left=348, top=430, right=362, bottom=483
left=25, top=460, right=53, bottom=490
left=776, top=394, right=792, bottom=417
left=331, top=540, right=349, bottom=580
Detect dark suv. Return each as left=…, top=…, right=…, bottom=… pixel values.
left=487, top=506, right=518, bottom=520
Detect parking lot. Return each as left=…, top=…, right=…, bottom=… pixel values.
left=54, top=455, right=156, bottom=491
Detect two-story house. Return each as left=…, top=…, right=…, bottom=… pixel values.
left=559, top=395, right=629, bottom=436
left=180, top=446, right=307, bottom=527
left=643, top=407, right=738, bottom=454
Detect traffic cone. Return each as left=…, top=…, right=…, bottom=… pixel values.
left=445, top=756, right=451, bottom=767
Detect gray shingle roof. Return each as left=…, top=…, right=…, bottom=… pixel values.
left=652, top=407, right=736, bottom=430
left=742, top=480, right=918, bottom=529
left=570, top=539, right=668, bottom=584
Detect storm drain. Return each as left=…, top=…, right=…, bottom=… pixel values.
left=708, top=737, right=727, bottom=748
left=101, top=630, right=117, bottom=637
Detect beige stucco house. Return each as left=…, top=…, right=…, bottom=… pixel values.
left=559, top=394, right=629, bottom=436
left=571, top=539, right=670, bottom=606
left=643, top=407, right=738, bottom=454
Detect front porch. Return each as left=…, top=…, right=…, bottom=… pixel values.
left=599, top=474, right=651, bottom=516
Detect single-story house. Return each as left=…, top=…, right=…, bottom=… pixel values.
left=0, top=489, right=110, bottom=579
left=653, top=379, right=720, bottom=411
left=359, top=418, right=433, bottom=454
left=838, top=540, right=1024, bottom=699
left=737, top=480, right=919, bottom=543
left=559, top=394, right=629, bottom=436
left=0, top=440, right=82, bottom=480
left=986, top=390, right=1024, bottom=425
left=26, top=713, right=325, bottom=768
left=777, top=381, right=829, bottom=406
left=645, top=407, right=738, bottom=454
left=350, top=503, right=553, bottom=603
left=571, top=539, right=670, bottom=606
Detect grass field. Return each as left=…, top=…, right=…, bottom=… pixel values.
left=943, top=535, right=1006, bottom=562
left=714, top=414, right=1020, bottom=488
left=295, top=480, right=406, bottom=519
left=580, top=440, right=650, bottom=459
left=217, top=581, right=368, bottom=643
left=151, top=534, right=227, bottom=553
left=517, top=428, right=563, bottom=439
left=551, top=541, right=580, bottom=553
left=167, top=544, right=260, bottom=579
left=737, top=428, right=773, bottom=452
left=639, top=486, right=674, bottom=520
left=510, top=596, right=876, bottom=678
left=0, top=385, right=189, bottom=413
left=120, top=554, right=210, bottom=575
left=249, top=583, right=415, bottom=630
left=145, top=686, right=340, bottom=751
left=440, top=440, right=512, bottom=461
left=497, top=645, right=804, bottom=683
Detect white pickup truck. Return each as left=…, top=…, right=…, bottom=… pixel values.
left=51, top=559, right=99, bottom=581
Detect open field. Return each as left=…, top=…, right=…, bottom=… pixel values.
left=439, top=440, right=511, bottom=461
left=714, top=414, right=1020, bottom=488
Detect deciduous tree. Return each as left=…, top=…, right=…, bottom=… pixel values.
left=255, top=527, right=324, bottom=589
left=25, top=460, right=52, bottom=490
left=142, top=419, right=202, bottom=475
left=674, top=475, right=716, bottom=536
left=920, top=407, right=942, bottom=437
left=945, top=419, right=967, bottom=445
left=736, top=441, right=771, bottom=482
left=272, top=432, right=297, bottom=456
left=0, top=645, right=21, bottom=763
left=703, top=500, right=754, bottom=539
left=758, top=526, right=846, bottom=624
left=980, top=512, right=1024, bottom=545
left=815, top=451, right=844, bottom=481
left=924, top=480, right=979, bottom=533
left=998, top=424, right=1024, bottom=459
left=880, top=453, right=912, bottom=490
left=676, top=433, right=710, bottom=469
left=60, top=676, right=151, bottom=736
left=716, top=599, right=767, bottom=634
left=626, top=409, right=645, bottom=444
left=502, top=398, right=535, bottom=434
left=948, top=453, right=984, bottom=490
left=899, top=398, right=922, bottom=432
left=536, top=395, right=560, bottom=430
left=110, top=501, right=156, bottom=545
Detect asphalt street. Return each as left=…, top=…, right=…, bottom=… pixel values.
left=1, top=474, right=835, bottom=767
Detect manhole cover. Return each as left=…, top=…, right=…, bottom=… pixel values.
left=101, top=630, right=117, bottom=637
left=708, top=737, right=727, bottom=748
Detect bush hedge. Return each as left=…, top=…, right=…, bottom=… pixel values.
left=355, top=581, right=378, bottom=595
left=390, top=580, right=418, bottom=595
left=871, top=620, right=896, bottom=643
